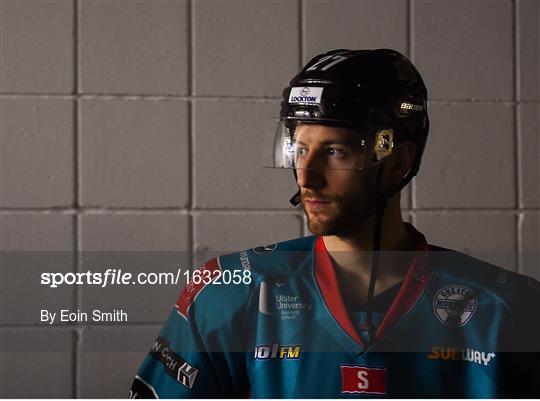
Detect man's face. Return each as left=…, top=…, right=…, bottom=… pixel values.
left=294, top=124, right=377, bottom=236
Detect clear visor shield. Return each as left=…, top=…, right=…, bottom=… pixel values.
left=264, top=120, right=395, bottom=171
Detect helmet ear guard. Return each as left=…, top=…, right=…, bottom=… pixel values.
left=373, top=128, right=394, bottom=161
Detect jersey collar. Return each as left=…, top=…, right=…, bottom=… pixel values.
left=313, top=222, right=434, bottom=349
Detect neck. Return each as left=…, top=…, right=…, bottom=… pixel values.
left=322, top=194, right=416, bottom=288
left=323, top=195, right=414, bottom=253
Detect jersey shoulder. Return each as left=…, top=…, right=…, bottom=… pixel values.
left=218, top=234, right=317, bottom=276
left=429, top=244, right=540, bottom=311
left=175, top=235, right=317, bottom=326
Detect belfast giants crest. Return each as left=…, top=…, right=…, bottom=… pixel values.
left=433, top=285, right=477, bottom=327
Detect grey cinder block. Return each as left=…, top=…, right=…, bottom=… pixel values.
left=518, top=0, right=540, bottom=101
left=519, top=103, right=540, bottom=208
left=0, top=99, right=74, bottom=207
left=0, top=213, right=74, bottom=325
left=304, top=0, right=407, bottom=61
left=194, top=212, right=303, bottom=252
left=0, top=328, right=74, bottom=398
left=80, top=99, right=189, bottom=207
left=193, top=0, right=299, bottom=96
left=415, top=102, right=515, bottom=208
left=413, top=0, right=513, bottom=100
left=80, top=0, right=188, bottom=95
left=0, top=0, right=74, bottom=93
left=520, top=212, right=539, bottom=280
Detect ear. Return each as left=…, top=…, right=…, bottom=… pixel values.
left=380, top=140, right=417, bottom=191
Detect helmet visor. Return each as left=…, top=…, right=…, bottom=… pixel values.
left=264, top=119, right=394, bottom=171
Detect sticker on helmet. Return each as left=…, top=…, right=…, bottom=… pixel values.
left=400, top=102, right=424, bottom=112
left=306, top=53, right=349, bottom=72
left=374, top=129, right=394, bottom=161
left=289, top=87, right=324, bottom=105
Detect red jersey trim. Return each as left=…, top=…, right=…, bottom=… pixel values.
left=315, top=237, right=364, bottom=346
left=175, top=257, right=221, bottom=320
left=314, top=223, right=434, bottom=348
left=375, top=224, right=433, bottom=342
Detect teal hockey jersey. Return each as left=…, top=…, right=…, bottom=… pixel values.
left=130, top=223, right=540, bottom=398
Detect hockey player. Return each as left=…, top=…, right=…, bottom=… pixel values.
left=130, top=49, right=539, bottom=398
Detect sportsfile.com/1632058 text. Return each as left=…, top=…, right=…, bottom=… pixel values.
left=40, top=268, right=252, bottom=288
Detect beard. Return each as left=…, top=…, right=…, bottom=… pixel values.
left=303, top=190, right=376, bottom=237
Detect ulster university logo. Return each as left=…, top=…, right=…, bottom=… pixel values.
left=258, top=281, right=312, bottom=320
left=433, top=285, right=477, bottom=327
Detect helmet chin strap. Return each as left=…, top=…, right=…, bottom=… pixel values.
left=290, top=168, right=301, bottom=206
left=289, top=189, right=301, bottom=206
left=357, top=163, right=388, bottom=355
left=357, top=163, right=414, bottom=356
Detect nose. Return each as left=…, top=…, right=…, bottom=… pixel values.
left=295, top=157, right=325, bottom=189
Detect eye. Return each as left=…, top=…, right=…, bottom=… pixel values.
left=327, top=147, right=348, bottom=158
left=296, top=147, right=308, bottom=156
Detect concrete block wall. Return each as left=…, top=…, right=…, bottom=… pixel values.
left=0, top=0, right=538, bottom=397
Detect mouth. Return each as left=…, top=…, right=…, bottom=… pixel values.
left=304, top=199, right=332, bottom=210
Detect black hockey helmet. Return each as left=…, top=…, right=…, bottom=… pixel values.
left=268, top=49, right=429, bottom=204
